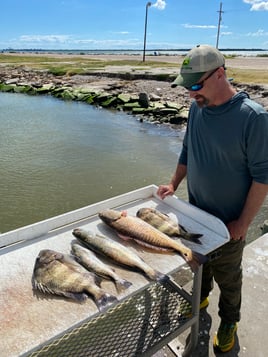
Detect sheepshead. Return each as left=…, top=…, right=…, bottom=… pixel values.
left=72, top=228, right=167, bottom=282
left=98, top=209, right=207, bottom=273
left=136, top=207, right=202, bottom=243
left=71, top=242, right=132, bottom=293
left=32, top=249, right=117, bottom=311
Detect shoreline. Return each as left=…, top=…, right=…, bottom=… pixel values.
left=1, top=55, right=268, bottom=124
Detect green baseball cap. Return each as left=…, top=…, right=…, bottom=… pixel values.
left=171, top=44, right=225, bottom=88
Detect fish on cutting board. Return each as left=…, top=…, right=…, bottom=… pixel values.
left=98, top=209, right=207, bottom=273
left=71, top=241, right=132, bottom=293
left=72, top=228, right=167, bottom=282
left=32, top=249, right=117, bottom=311
left=136, top=207, right=203, bottom=243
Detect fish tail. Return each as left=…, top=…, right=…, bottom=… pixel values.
left=95, top=293, right=118, bottom=311
left=184, top=233, right=203, bottom=243
left=186, top=250, right=207, bottom=273
left=147, top=269, right=169, bottom=282
left=179, top=224, right=203, bottom=243
left=156, top=272, right=169, bottom=283
left=114, top=278, right=132, bottom=293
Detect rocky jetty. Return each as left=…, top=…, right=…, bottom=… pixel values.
left=1, top=66, right=268, bottom=126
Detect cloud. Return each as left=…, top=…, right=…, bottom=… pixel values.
left=243, top=0, right=268, bottom=11
left=246, top=29, right=268, bottom=36
left=182, top=24, right=217, bottom=29
left=152, top=0, right=166, bottom=10
left=19, top=35, right=72, bottom=43
left=111, top=31, right=130, bottom=35
left=221, top=32, right=233, bottom=36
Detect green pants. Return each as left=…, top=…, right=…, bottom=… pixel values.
left=201, top=239, right=245, bottom=323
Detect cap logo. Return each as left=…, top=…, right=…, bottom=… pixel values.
left=182, top=57, right=190, bottom=66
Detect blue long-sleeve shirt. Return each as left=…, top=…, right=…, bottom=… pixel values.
left=179, top=92, right=268, bottom=223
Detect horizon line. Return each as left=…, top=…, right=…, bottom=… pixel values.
left=1, top=47, right=268, bottom=52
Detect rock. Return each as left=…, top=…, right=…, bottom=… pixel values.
left=5, top=78, right=19, bottom=85
left=61, top=89, right=75, bottom=100
left=165, top=101, right=184, bottom=111
left=150, top=93, right=161, bottom=101
left=122, top=102, right=141, bottom=110
left=138, top=92, right=150, bottom=108
left=36, top=84, right=55, bottom=94
left=151, top=102, right=165, bottom=110
left=101, top=96, right=118, bottom=107
left=117, top=93, right=131, bottom=103
left=178, top=109, right=189, bottom=120
left=0, top=83, right=15, bottom=92
left=31, top=82, right=43, bottom=88
left=93, top=92, right=110, bottom=103
left=157, top=108, right=179, bottom=116
left=132, top=107, right=150, bottom=114
left=14, top=85, right=33, bottom=94
left=169, top=115, right=187, bottom=125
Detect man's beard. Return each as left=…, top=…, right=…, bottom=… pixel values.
left=194, top=94, right=209, bottom=108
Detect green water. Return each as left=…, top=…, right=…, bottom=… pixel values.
left=0, top=92, right=186, bottom=233
left=0, top=92, right=266, bottom=242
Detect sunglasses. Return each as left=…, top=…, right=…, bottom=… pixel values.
left=185, top=67, right=220, bottom=91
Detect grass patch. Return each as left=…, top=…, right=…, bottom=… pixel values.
left=226, top=68, right=268, bottom=84
left=0, top=54, right=175, bottom=69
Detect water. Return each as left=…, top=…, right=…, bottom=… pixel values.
left=0, top=92, right=266, bottom=241
left=0, top=92, right=186, bottom=233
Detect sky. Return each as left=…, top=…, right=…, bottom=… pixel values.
left=1, top=0, right=268, bottom=50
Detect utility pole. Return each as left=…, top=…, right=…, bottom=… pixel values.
left=216, top=2, right=224, bottom=49
left=143, top=2, right=152, bottom=62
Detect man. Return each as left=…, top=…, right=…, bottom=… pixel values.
left=157, top=45, right=268, bottom=353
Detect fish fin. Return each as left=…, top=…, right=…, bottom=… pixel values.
left=94, top=275, right=103, bottom=287
left=65, top=292, right=88, bottom=302
left=184, top=250, right=207, bottom=273
left=95, top=293, right=118, bottom=311
left=179, top=224, right=187, bottom=233
left=34, top=281, right=88, bottom=302
left=114, top=279, right=132, bottom=293
left=133, top=239, right=172, bottom=252
left=117, top=233, right=132, bottom=241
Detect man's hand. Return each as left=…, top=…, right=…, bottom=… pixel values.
left=226, top=220, right=248, bottom=241
left=157, top=184, right=175, bottom=200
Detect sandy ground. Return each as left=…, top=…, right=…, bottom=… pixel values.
left=82, top=54, right=268, bottom=70
left=4, top=52, right=268, bottom=70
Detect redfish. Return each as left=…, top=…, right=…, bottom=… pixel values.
left=98, top=209, right=207, bottom=273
